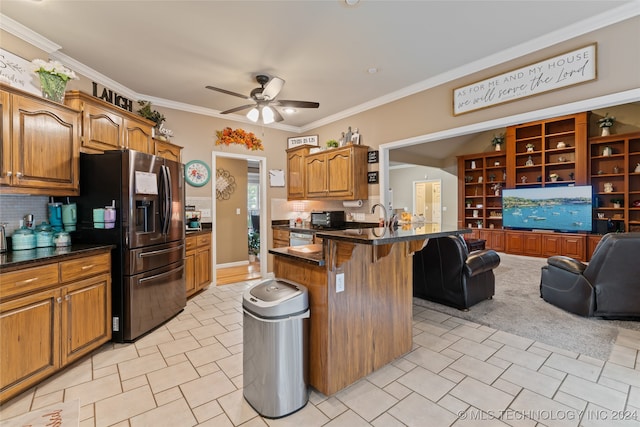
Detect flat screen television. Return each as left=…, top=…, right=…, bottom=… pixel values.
left=502, top=185, right=593, bottom=233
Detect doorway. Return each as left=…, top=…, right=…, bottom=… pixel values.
left=211, top=151, right=268, bottom=286
left=413, top=179, right=442, bottom=230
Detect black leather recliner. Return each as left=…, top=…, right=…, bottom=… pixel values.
left=413, top=235, right=501, bottom=310
left=540, top=232, right=640, bottom=318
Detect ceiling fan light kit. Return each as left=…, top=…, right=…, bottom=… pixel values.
left=206, top=74, right=319, bottom=125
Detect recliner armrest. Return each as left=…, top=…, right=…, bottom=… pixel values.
left=547, top=255, right=587, bottom=274
left=465, top=250, right=500, bottom=277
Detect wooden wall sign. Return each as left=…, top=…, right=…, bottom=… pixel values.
left=288, top=135, right=318, bottom=148
left=453, top=44, right=597, bottom=115
left=368, top=171, right=379, bottom=184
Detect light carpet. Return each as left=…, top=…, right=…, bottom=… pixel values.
left=412, top=252, right=640, bottom=361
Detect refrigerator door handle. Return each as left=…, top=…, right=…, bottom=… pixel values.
left=138, top=244, right=185, bottom=258
left=138, top=264, right=184, bottom=284
left=166, top=165, right=173, bottom=234
left=160, top=165, right=171, bottom=235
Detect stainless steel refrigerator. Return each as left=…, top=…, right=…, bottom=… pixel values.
left=73, top=149, right=186, bottom=342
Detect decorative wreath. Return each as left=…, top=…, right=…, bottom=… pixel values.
left=216, top=168, right=236, bottom=200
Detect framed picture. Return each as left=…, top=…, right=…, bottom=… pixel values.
left=269, top=169, right=285, bottom=187
left=288, top=135, right=318, bottom=149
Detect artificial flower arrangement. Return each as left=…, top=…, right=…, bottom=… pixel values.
left=32, top=59, right=79, bottom=82
left=215, top=127, right=264, bottom=151
left=32, top=59, right=79, bottom=102
left=598, top=114, right=615, bottom=128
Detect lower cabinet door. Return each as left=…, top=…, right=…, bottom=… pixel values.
left=0, top=288, right=60, bottom=402
left=185, top=250, right=197, bottom=297
left=61, top=274, right=112, bottom=365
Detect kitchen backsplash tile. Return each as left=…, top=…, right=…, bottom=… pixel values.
left=0, top=195, right=48, bottom=235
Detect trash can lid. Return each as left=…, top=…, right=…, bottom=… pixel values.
left=243, top=278, right=309, bottom=318
left=249, top=279, right=301, bottom=302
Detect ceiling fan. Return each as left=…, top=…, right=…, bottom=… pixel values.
left=206, top=74, right=319, bottom=124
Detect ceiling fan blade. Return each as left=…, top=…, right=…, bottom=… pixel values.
left=206, top=85, right=250, bottom=100
left=273, top=108, right=284, bottom=122
left=220, top=104, right=255, bottom=114
left=261, top=77, right=285, bottom=100
left=277, top=100, right=320, bottom=109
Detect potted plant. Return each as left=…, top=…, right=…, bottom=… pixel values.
left=137, top=100, right=165, bottom=130
left=611, top=199, right=623, bottom=209
left=248, top=230, right=260, bottom=262
left=32, top=59, right=79, bottom=103
left=549, top=173, right=559, bottom=182
left=326, top=139, right=339, bottom=148
left=465, top=199, right=473, bottom=208
left=598, top=113, right=615, bottom=136
left=526, top=143, right=535, bottom=152
left=491, top=134, right=505, bottom=151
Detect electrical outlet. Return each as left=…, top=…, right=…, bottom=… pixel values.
left=201, top=209, right=211, bottom=218
left=336, top=273, right=345, bottom=293
left=236, top=208, right=241, bottom=215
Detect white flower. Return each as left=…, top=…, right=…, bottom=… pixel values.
left=32, top=58, right=79, bottom=81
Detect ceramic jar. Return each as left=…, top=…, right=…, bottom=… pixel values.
left=12, top=227, right=36, bottom=250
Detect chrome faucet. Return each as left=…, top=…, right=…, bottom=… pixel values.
left=371, top=203, right=388, bottom=227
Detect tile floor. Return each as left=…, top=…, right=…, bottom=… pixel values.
left=1, top=280, right=640, bottom=427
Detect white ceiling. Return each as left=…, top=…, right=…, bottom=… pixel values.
left=1, top=0, right=636, bottom=134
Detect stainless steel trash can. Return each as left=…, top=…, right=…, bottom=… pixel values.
left=242, top=278, right=310, bottom=418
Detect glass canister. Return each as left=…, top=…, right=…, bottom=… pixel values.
left=35, top=225, right=55, bottom=248
left=54, top=231, right=72, bottom=247
left=12, top=227, right=36, bottom=250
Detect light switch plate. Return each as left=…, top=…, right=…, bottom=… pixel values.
left=201, top=209, right=211, bottom=218
left=336, top=273, right=345, bottom=293
left=354, top=213, right=365, bottom=221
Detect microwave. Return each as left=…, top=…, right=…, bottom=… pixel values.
left=310, top=211, right=346, bottom=229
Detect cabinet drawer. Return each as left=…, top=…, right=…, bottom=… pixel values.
left=196, top=233, right=211, bottom=247
left=273, top=228, right=290, bottom=241
left=0, top=264, right=59, bottom=299
left=185, top=235, right=198, bottom=251
left=59, top=253, right=110, bottom=283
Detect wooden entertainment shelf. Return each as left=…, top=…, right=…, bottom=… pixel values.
left=457, top=112, right=614, bottom=261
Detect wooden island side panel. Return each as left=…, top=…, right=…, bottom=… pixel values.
left=274, top=239, right=417, bottom=396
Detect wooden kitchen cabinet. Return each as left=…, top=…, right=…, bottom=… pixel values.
left=304, top=145, right=369, bottom=200
left=0, top=84, right=80, bottom=196
left=272, top=227, right=290, bottom=248
left=0, top=249, right=112, bottom=403
left=286, top=145, right=311, bottom=200
left=154, top=138, right=182, bottom=162
left=64, top=91, right=155, bottom=155
left=185, top=231, right=212, bottom=297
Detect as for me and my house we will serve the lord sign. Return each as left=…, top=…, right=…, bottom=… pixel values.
left=453, top=44, right=596, bottom=115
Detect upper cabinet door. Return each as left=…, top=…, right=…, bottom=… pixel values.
left=123, top=118, right=153, bottom=153
left=326, top=148, right=353, bottom=197
left=11, top=95, right=79, bottom=194
left=81, top=102, right=124, bottom=152
left=0, top=90, right=11, bottom=186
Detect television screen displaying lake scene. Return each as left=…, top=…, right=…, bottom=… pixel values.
left=502, top=186, right=593, bottom=232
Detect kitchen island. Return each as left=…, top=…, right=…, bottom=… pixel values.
left=269, top=224, right=469, bottom=396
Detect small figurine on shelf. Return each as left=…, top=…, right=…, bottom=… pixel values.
left=602, top=146, right=613, bottom=157
left=521, top=176, right=528, bottom=183
left=569, top=172, right=575, bottom=181
left=526, top=143, right=535, bottom=152
left=525, top=156, right=534, bottom=166
left=491, top=183, right=502, bottom=196
left=636, top=163, right=640, bottom=173
left=488, top=173, right=496, bottom=182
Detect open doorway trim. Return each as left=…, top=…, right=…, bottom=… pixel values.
left=377, top=88, right=640, bottom=209
left=211, top=151, right=268, bottom=286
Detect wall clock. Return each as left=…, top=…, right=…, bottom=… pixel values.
left=185, top=160, right=211, bottom=187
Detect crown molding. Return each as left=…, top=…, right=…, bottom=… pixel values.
left=0, top=14, right=61, bottom=53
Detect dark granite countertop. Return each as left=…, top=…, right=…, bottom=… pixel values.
left=315, top=224, right=470, bottom=246
left=0, top=244, right=115, bottom=271
left=271, top=221, right=379, bottom=234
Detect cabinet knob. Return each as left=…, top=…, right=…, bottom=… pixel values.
left=15, top=172, right=22, bottom=178
left=56, top=297, right=62, bottom=303
left=6, top=171, right=11, bottom=177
